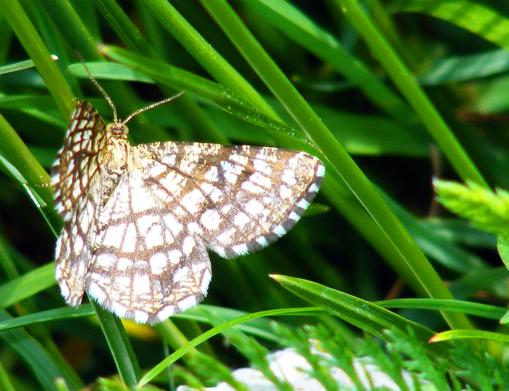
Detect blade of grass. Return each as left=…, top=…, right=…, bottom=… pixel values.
left=244, top=0, right=411, bottom=122
left=138, top=307, right=323, bottom=387
left=25, top=0, right=82, bottom=94
left=450, top=267, right=508, bottom=298
left=44, top=0, right=98, bottom=59
left=0, top=0, right=74, bottom=116
left=0, top=153, right=59, bottom=236
left=0, top=362, right=16, bottom=391
left=419, top=49, right=509, bottom=85
left=0, top=305, right=95, bottom=332
left=334, top=0, right=487, bottom=187
left=270, top=274, right=434, bottom=341
left=95, top=0, right=154, bottom=56
left=143, top=0, right=277, bottom=119
left=377, top=298, right=505, bottom=320
left=176, top=304, right=315, bottom=342
left=0, top=114, right=54, bottom=206
left=431, top=330, right=509, bottom=343
left=97, top=49, right=306, bottom=143
left=199, top=0, right=471, bottom=329
left=0, top=263, right=54, bottom=309
left=93, top=0, right=228, bottom=145
left=0, top=56, right=57, bottom=75
left=92, top=301, right=141, bottom=387
left=394, top=0, right=509, bottom=51
left=47, top=0, right=167, bottom=141
left=0, top=311, right=83, bottom=390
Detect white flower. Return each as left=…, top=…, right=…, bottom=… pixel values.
left=176, top=347, right=434, bottom=391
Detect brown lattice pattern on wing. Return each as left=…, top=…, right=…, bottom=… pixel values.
left=52, top=101, right=324, bottom=324
left=51, top=101, right=106, bottom=220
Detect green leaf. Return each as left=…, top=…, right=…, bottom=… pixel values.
left=102, top=48, right=308, bottom=144
left=92, top=302, right=141, bottom=387
left=0, top=311, right=83, bottom=390
left=384, top=192, right=487, bottom=273
left=0, top=306, right=95, bottom=332
left=271, top=274, right=434, bottom=341
left=67, top=62, right=154, bottom=83
left=0, top=56, right=57, bottom=75
left=377, top=298, right=505, bottom=320
left=422, top=218, right=496, bottom=249
left=0, top=0, right=74, bottom=116
left=434, top=179, right=509, bottom=237
left=394, top=0, right=509, bottom=51
left=497, top=236, right=509, bottom=272
left=177, top=305, right=320, bottom=343
left=0, top=362, right=16, bottom=391
left=143, top=0, right=277, bottom=119
left=431, top=329, right=509, bottom=343
left=244, top=0, right=410, bottom=122
left=419, top=49, right=509, bottom=86
left=0, top=263, right=55, bottom=309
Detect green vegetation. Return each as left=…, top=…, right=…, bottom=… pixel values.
left=1, top=1, right=509, bottom=389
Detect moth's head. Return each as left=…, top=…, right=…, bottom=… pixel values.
left=106, top=122, right=129, bottom=137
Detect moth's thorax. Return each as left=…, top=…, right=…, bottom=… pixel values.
left=101, top=122, right=130, bottom=171
left=106, top=122, right=129, bottom=138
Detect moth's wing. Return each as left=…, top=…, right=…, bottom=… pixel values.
left=54, top=102, right=107, bottom=305
left=51, top=101, right=107, bottom=221
left=85, top=141, right=323, bottom=324
left=142, top=142, right=325, bottom=258
left=86, top=160, right=211, bottom=324
left=55, top=185, right=101, bottom=306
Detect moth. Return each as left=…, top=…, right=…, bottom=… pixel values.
left=52, top=80, right=324, bottom=324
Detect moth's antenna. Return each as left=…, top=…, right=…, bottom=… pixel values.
left=122, top=91, right=185, bottom=125
left=76, top=54, right=118, bottom=122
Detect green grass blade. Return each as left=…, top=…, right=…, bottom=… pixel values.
left=92, top=302, right=141, bottom=387
left=431, top=330, right=509, bottom=343
left=175, top=304, right=316, bottom=342
left=0, top=56, right=56, bottom=75
left=394, top=0, right=509, bottom=50
left=0, top=114, right=54, bottom=207
left=420, top=49, right=509, bottom=85
left=271, top=275, right=433, bottom=341
left=384, top=192, right=487, bottom=272
left=68, top=62, right=154, bottom=83
left=138, top=307, right=323, bottom=387
left=0, top=305, right=95, bottom=332
left=334, top=0, right=486, bottom=187
left=0, top=0, right=74, bottom=116
left=245, top=0, right=410, bottom=122
left=0, top=362, right=16, bottom=391
left=0, top=263, right=54, bottom=309
left=0, top=311, right=83, bottom=390
left=92, top=1, right=228, bottom=144
left=47, top=0, right=99, bottom=60
left=450, top=267, right=508, bottom=298
left=95, top=0, right=153, bottom=55
left=143, top=0, right=277, bottom=119
left=377, top=298, right=505, bottom=320
left=99, top=49, right=305, bottom=143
